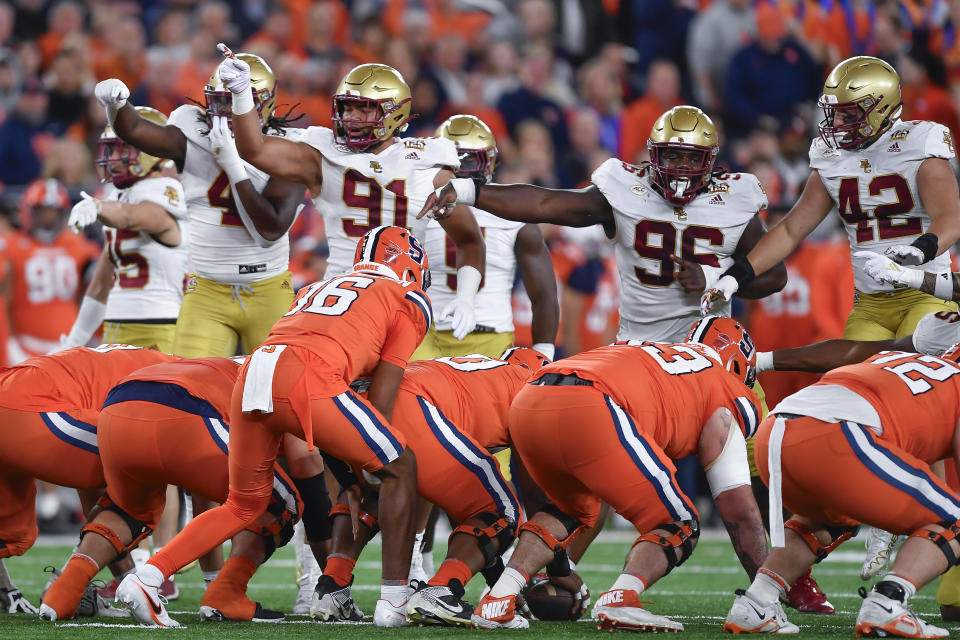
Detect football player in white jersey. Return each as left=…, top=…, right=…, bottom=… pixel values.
left=702, top=56, right=960, bottom=340
left=423, top=105, right=786, bottom=344
left=214, top=48, right=486, bottom=341
left=94, top=54, right=331, bottom=612
left=62, top=107, right=188, bottom=353
left=419, top=114, right=558, bottom=360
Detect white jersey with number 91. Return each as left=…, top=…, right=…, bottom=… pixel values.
left=288, top=127, right=460, bottom=278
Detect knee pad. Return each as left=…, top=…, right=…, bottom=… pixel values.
left=80, top=495, right=149, bottom=561
left=292, top=474, right=333, bottom=542
left=910, top=520, right=960, bottom=567
left=450, top=512, right=517, bottom=569
left=784, top=519, right=857, bottom=563
left=518, top=506, right=587, bottom=577
left=634, top=520, right=700, bottom=573
left=329, top=503, right=380, bottom=535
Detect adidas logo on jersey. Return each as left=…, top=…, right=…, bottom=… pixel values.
left=480, top=599, right=510, bottom=619
left=887, top=142, right=901, bottom=152
left=405, top=151, right=420, bottom=160
left=708, top=194, right=725, bottom=205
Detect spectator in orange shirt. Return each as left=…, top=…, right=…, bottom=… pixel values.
left=244, top=6, right=297, bottom=58
left=899, top=44, right=960, bottom=146
left=37, top=1, right=84, bottom=70
left=441, top=72, right=510, bottom=144
left=170, top=33, right=221, bottom=111
left=92, top=17, right=146, bottom=92
left=302, top=2, right=348, bottom=63
left=383, top=0, right=491, bottom=47
left=619, top=59, right=682, bottom=165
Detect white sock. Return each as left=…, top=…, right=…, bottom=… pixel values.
left=137, top=563, right=164, bottom=588
left=882, top=573, right=917, bottom=600
left=130, top=548, right=149, bottom=569
left=489, top=567, right=527, bottom=599
left=745, top=570, right=787, bottom=606
left=202, top=570, right=220, bottom=587
left=380, top=583, right=409, bottom=607
left=611, top=573, right=646, bottom=594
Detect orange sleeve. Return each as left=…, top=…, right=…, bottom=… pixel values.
left=380, top=309, right=424, bottom=369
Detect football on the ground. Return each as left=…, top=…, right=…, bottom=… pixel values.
left=525, top=580, right=581, bottom=621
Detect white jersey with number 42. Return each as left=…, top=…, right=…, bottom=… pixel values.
left=591, top=158, right=766, bottom=342
left=288, top=127, right=459, bottom=278
left=102, top=176, right=190, bottom=321
left=168, top=105, right=291, bottom=284
left=424, top=208, right=523, bottom=333
left=809, top=119, right=955, bottom=293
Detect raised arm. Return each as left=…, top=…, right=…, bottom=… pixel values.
left=515, top=223, right=559, bottom=358
left=421, top=181, right=616, bottom=236
left=732, top=215, right=787, bottom=299
left=95, top=80, right=188, bottom=169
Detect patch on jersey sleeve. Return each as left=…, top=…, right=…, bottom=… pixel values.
left=405, top=289, right=433, bottom=329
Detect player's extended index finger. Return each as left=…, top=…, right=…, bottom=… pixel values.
left=217, top=42, right=235, bottom=58
left=416, top=194, right=438, bottom=219
left=669, top=254, right=687, bottom=267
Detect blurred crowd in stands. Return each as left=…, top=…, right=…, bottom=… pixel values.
left=2, top=0, right=960, bottom=409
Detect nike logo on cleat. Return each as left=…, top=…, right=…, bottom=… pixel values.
left=876, top=603, right=894, bottom=614
left=480, top=600, right=510, bottom=619
left=747, top=603, right=768, bottom=620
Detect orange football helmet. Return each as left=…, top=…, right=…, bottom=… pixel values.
left=941, top=344, right=960, bottom=364
left=19, top=178, right=70, bottom=230
left=686, top=316, right=757, bottom=386
left=500, top=346, right=551, bottom=371
left=353, top=225, right=430, bottom=290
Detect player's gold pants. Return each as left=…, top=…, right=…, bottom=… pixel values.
left=410, top=328, right=515, bottom=361
left=171, top=271, right=294, bottom=357
left=101, top=321, right=176, bottom=353
left=844, top=288, right=957, bottom=340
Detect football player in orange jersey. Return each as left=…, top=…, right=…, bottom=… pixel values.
left=313, top=347, right=548, bottom=627
left=472, top=318, right=768, bottom=632
left=724, top=349, right=960, bottom=638
left=1, top=179, right=99, bottom=364
left=117, top=226, right=429, bottom=627
left=39, top=357, right=302, bottom=624
left=0, top=344, right=177, bottom=613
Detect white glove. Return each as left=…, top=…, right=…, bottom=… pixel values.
left=94, top=79, right=129, bottom=124
left=854, top=250, right=923, bottom=289
left=68, top=191, right=101, bottom=233
left=0, top=587, right=38, bottom=614
left=208, top=116, right=247, bottom=183
left=699, top=263, right=724, bottom=293
left=441, top=298, right=477, bottom=341
left=216, top=43, right=250, bottom=94
left=700, top=275, right=739, bottom=315
left=884, top=244, right=926, bottom=266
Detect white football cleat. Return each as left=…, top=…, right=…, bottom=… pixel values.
left=856, top=589, right=947, bottom=638
left=593, top=588, right=684, bottom=633
left=406, top=580, right=472, bottom=626
left=310, top=576, right=363, bottom=622
left=115, top=573, right=180, bottom=627
left=861, top=528, right=901, bottom=580
left=471, top=593, right=530, bottom=629
left=724, top=589, right=799, bottom=634
left=374, top=597, right=410, bottom=627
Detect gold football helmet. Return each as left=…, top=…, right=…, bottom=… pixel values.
left=205, top=53, right=277, bottom=126
left=435, top=115, right=498, bottom=182
left=97, top=107, right=168, bottom=188
left=333, top=63, right=412, bottom=152
left=818, top=56, right=902, bottom=150
left=647, top=106, right=719, bottom=205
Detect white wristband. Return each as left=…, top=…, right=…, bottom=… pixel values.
left=455, top=265, right=482, bottom=303
left=894, top=266, right=924, bottom=290
left=232, top=89, right=255, bottom=116
left=755, top=351, right=774, bottom=373
left=449, top=178, right=476, bottom=206
left=64, top=297, right=107, bottom=348
left=532, top=342, right=555, bottom=361
left=933, top=271, right=954, bottom=300
left=221, top=159, right=249, bottom=185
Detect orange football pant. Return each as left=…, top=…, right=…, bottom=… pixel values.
left=508, top=384, right=698, bottom=532
left=754, top=415, right=960, bottom=532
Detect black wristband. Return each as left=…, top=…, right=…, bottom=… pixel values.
left=910, top=232, right=939, bottom=263
left=723, top=256, right=756, bottom=288
left=471, top=176, right=485, bottom=202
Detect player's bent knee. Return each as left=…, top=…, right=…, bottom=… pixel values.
left=634, top=519, right=700, bottom=574
left=910, top=520, right=960, bottom=568
left=0, top=530, right=36, bottom=558
left=380, top=447, right=416, bottom=479
left=80, top=496, right=150, bottom=561
left=519, top=504, right=588, bottom=578
left=784, top=518, right=857, bottom=563
left=225, top=492, right=273, bottom=526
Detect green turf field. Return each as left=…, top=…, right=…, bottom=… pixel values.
left=0, top=530, right=946, bottom=638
